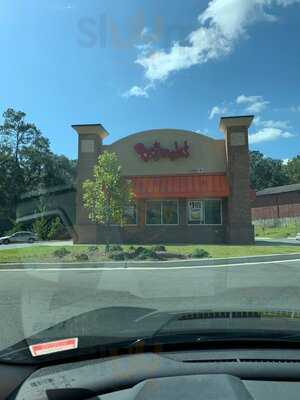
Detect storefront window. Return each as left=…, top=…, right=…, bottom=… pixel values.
left=146, top=200, right=178, bottom=225
left=205, top=200, right=222, bottom=225
left=188, top=200, right=222, bottom=225
left=162, top=201, right=178, bottom=224
left=146, top=201, right=161, bottom=224
left=110, top=204, right=137, bottom=225
left=123, top=204, right=137, bottom=225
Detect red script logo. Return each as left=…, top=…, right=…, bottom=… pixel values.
left=134, top=141, right=190, bottom=162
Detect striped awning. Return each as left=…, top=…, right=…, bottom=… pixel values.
left=129, top=174, right=230, bottom=199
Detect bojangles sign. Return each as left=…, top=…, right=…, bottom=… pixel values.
left=134, top=141, right=190, bottom=162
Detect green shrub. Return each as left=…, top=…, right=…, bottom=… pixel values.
left=134, top=247, right=160, bottom=260
left=107, top=246, right=163, bottom=261
left=124, top=251, right=135, bottom=259
left=134, top=246, right=147, bottom=255
left=53, top=247, right=71, bottom=258
left=190, top=248, right=210, bottom=259
left=135, top=252, right=148, bottom=260
left=75, top=253, right=89, bottom=261
left=108, top=251, right=125, bottom=261
left=151, top=245, right=166, bottom=252
left=87, top=245, right=99, bottom=252
left=33, top=217, right=49, bottom=240
left=109, top=244, right=123, bottom=252
left=47, top=217, right=69, bottom=240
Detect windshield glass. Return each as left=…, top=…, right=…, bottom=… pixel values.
left=0, top=0, right=300, bottom=364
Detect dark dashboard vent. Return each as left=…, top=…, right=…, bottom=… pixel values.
left=240, top=359, right=300, bottom=363
left=184, top=358, right=300, bottom=364
left=177, top=310, right=300, bottom=321
left=184, top=359, right=238, bottom=363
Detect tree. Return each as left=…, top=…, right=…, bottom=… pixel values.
left=0, top=108, right=42, bottom=213
left=0, top=108, right=42, bottom=166
left=250, top=151, right=289, bottom=191
left=285, top=156, right=300, bottom=184
left=82, top=151, right=134, bottom=252
left=0, top=108, right=77, bottom=233
left=0, top=157, right=15, bottom=234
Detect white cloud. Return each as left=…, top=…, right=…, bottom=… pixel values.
left=277, top=0, right=300, bottom=5
left=140, top=27, right=150, bottom=38
left=253, top=115, right=261, bottom=125
left=254, top=117, right=291, bottom=129
left=236, top=94, right=269, bottom=113
left=132, top=0, right=300, bottom=85
left=249, top=127, right=295, bottom=144
left=236, top=94, right=262, bottom=104
left=209, top=105, right=227, bottom=119
left=135, top=42, right=153, bottom=53
left=290, top=105, right=300, bottom=112
left=122, top=85, right=149, bottom=98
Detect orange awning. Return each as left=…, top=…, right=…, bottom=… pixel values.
left=129, top=174, right=230, bottom=199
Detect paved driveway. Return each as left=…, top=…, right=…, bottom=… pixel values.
left=256, top=237, right=300, bottom=245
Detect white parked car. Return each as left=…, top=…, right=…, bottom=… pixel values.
left=0, top=231, right=38, bottom=245
left=296, top=233, right=300, bottom=241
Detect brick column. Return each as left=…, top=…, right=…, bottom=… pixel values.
left=72, top=124, right=108, bottom=243
left=219, top=116, right=254, bottom=244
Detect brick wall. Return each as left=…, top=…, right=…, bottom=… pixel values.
left=252, top=190, right=300, bottom=221
left=220, top=117, right=254, bottom=244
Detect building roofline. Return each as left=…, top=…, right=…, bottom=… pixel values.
left=220, top=115, right=254, bottom=120
left=256, top=183, right=300, bottom=196
left=108, top=128, right=220, bottom=147
left=71, top=123, right=109, bottom=138
left=219, top=115, right=254, bottom=132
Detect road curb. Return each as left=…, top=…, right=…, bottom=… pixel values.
left=1, top=253, right=300, bottom=269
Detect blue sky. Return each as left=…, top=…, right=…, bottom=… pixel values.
left=1, top=0, right=300, bottom=161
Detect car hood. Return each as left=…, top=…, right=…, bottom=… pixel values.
left=0, top=236, right=10, bottom=240
left=2, top=306, right=300, bottom=364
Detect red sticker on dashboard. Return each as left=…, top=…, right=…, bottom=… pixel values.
left=29, top=338, right=78, bottom=357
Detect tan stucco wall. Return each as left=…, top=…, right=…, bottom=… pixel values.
left=105, top=129, right=226, bottom=176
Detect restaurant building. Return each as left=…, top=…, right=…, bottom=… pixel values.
left=72, top=116, right=255, bottom=244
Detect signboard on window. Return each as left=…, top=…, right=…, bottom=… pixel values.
left=188, top=200, right=222, bottom=225
left=188, top=200, right=203, bottom=223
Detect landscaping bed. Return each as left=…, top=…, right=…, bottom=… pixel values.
left=0, top=244, right=300, bottom=263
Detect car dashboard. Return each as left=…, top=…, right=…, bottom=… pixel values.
left=4, top=348, right=300, bottom=399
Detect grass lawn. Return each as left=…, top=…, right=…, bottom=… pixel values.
left=164, top=244, right=300, bottom=258
left=255, top=223, right=300, bottom=239
left=0, top=243, right=299, bottom=263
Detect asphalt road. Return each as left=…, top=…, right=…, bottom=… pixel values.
left=1, top=258, right=300, bottom=352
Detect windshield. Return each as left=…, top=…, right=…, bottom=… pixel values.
left=0, top=0, right=300, bottom=364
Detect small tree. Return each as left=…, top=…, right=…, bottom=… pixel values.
left=82, top=151, right=134, bottom=252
